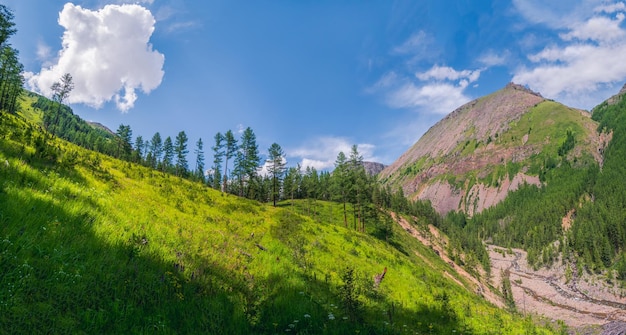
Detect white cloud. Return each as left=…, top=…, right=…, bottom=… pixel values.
left=26, top=3, right=164, bottom=112
left=416, top=65, right=481, bottom=83
left=289, top=136, right=377, bottom=171
left=560, top=14, right=625, bottom=43
left=387, top=81, right=472, bottom=115
left=595, top=2, right=626, bottom=14
left=36, top=40, right=51, bottom=61
left=369, top=65, right=479, bottom=115
left=478, top=50, right=509, bottom=67
left=392, top=31, right=431, bottom=55
left=512, top=0, right=605, bottom=29
left=513, top=3, right=626, bottom=108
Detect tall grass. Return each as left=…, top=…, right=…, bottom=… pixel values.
left=0, top=113, right=559, bottom=334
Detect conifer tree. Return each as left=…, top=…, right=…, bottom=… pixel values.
left=149, top=132, right=163, bottom=169
left=267, top=142, right=286, bottom=207
left=222, top=130, right=237, bottom=192
left=236, top=127, right=260, bottom=198
left=162, top=136, right=174, bottom=172
left=134, top=135, right=144, bottom=164
left=115, top=124, right=132, bottom=160
left=332, top=151, right=349, bottom=227
left=174, top=131, right=189, bottom=177
left=212, top=132, right=224, bottom=190
left=50, top=73, right=74, bottom=134
left=194, top=137, right=205, bottom=182
left=0, top=5, right=22, bottom=115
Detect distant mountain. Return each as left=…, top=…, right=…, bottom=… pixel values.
left=362, top=161, right=386, bottom=176
left=86, top=121, right=115, bottom=136
left=379, top=83, right=607, bottom=215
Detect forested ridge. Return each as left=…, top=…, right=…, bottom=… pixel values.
left=438, top=89, right=626, bottom=280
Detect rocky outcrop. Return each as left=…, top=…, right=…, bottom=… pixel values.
left=362, top=161, right=386, bottom=176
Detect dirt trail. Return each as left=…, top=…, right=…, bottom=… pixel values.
left=489, top=246, right=626, bottom=328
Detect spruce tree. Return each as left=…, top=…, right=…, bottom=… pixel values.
left=222, top=130, right=237, bottom=193
left=194, top=137, right=205, bottom=182
left=267, top=143, right=286, bottom=207
left=212, top=132, right=224, bottom=190
left=174, top=131, right=189, bottom=177
left=149, top=132, right=163, bottom=169
left=162, top=136, right=174, bottom=172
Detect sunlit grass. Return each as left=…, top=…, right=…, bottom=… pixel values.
left=0, top=112, right=561, bottom=334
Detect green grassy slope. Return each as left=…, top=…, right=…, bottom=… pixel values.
left=0, top=113, right=558, bottom=334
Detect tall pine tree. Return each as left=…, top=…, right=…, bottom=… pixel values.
left=267, top=143, right=286, bottom=207
left=194, top=137, right=205, bottom=182
left=174, top=131, right=189, bottom=177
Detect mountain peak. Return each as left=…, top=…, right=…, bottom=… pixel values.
left=381, top=82, right=546, bottom=179
left=505, top=82, right=543, bottom=97
left=380, top=83, right=600, bottom=215
left=606, top=82, right=626, bottom=105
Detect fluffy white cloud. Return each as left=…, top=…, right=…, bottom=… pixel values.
left=289, top=136, right=377, bottom=171
left=26, top=3, right=164, bottom=112
left=595, top=2, right=626, bottom=14
left=416, top=65, right=481, bottom=83
left=387, top=81, right=472, bottom=114
left=513, top=3, right=626, bottom=107
left=560, top=14, right=625, bottom=43
left=370, top=64, right=479, bottom=115
left=478, top=50, right=509, bottom=67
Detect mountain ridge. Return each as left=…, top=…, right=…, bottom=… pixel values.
left=379, top=82, right=606, bottom=215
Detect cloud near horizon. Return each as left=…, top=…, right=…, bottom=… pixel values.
left=288, top=136, right=377, bottom=171
left=25, top=3, right=164, bottom=112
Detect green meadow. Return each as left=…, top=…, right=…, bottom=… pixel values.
left=0, top=112, right=560, bottom=334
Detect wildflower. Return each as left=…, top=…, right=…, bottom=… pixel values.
left=343, top=316, right=348, bottom=320
left=328, top=313, right=335, bottom=320
left=288, top=323, right=295, bottom=329
left=304, top=314, right=311, bottom=319
left=293, top=320, right=299, bottom=323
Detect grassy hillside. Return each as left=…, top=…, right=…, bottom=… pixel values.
left=0, top=113, right=560, bottom=333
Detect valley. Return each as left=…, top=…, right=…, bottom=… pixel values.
left=489, top=246, right=626, bottom=327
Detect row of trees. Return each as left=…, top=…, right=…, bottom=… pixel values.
left=0, top=5, right=23, bottom=114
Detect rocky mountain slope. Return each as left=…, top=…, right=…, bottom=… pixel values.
left=379, top=83, right=609, bottom=215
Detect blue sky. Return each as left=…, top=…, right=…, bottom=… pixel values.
left=5, top=0, right=626, bottom=170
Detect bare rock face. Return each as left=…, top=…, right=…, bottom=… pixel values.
left=606, top=83, right=626, bottom=105
left=362, top=161, right=386, bottom=176
left=603, top=321, right=626, bottom=335
left=379, top=82, right=601, bottom=216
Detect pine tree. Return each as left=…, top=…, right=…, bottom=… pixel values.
left=133, top=135, right=144, bottom=164
left=194, top=137, right=205, bottom=182
left=0, top=5, right=22, bottom=115
left=222, top=130, right=237, bottom=193
left=332, top=151, right=349, bottom=227
left=162, top=136, right=174, bottom=172
left=50, top=73, right=74, bottom=135
left=236, top=127, right=260, bottom=198
left=115, top=124, right=132, bottom=160
left=149, top=132, right=163, bottom=169
left=212, top=132, right=224, bottom=190
left=174, top=131, right=189, bottom=177
left=267, top=143, right=286, bottom=207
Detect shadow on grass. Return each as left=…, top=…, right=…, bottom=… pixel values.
left=0, top=117, right=466, bottom=334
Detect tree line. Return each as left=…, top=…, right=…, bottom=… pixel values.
left=0, top=5, right=24, bottom=114
left=0, top=4, right=492, bottom=280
